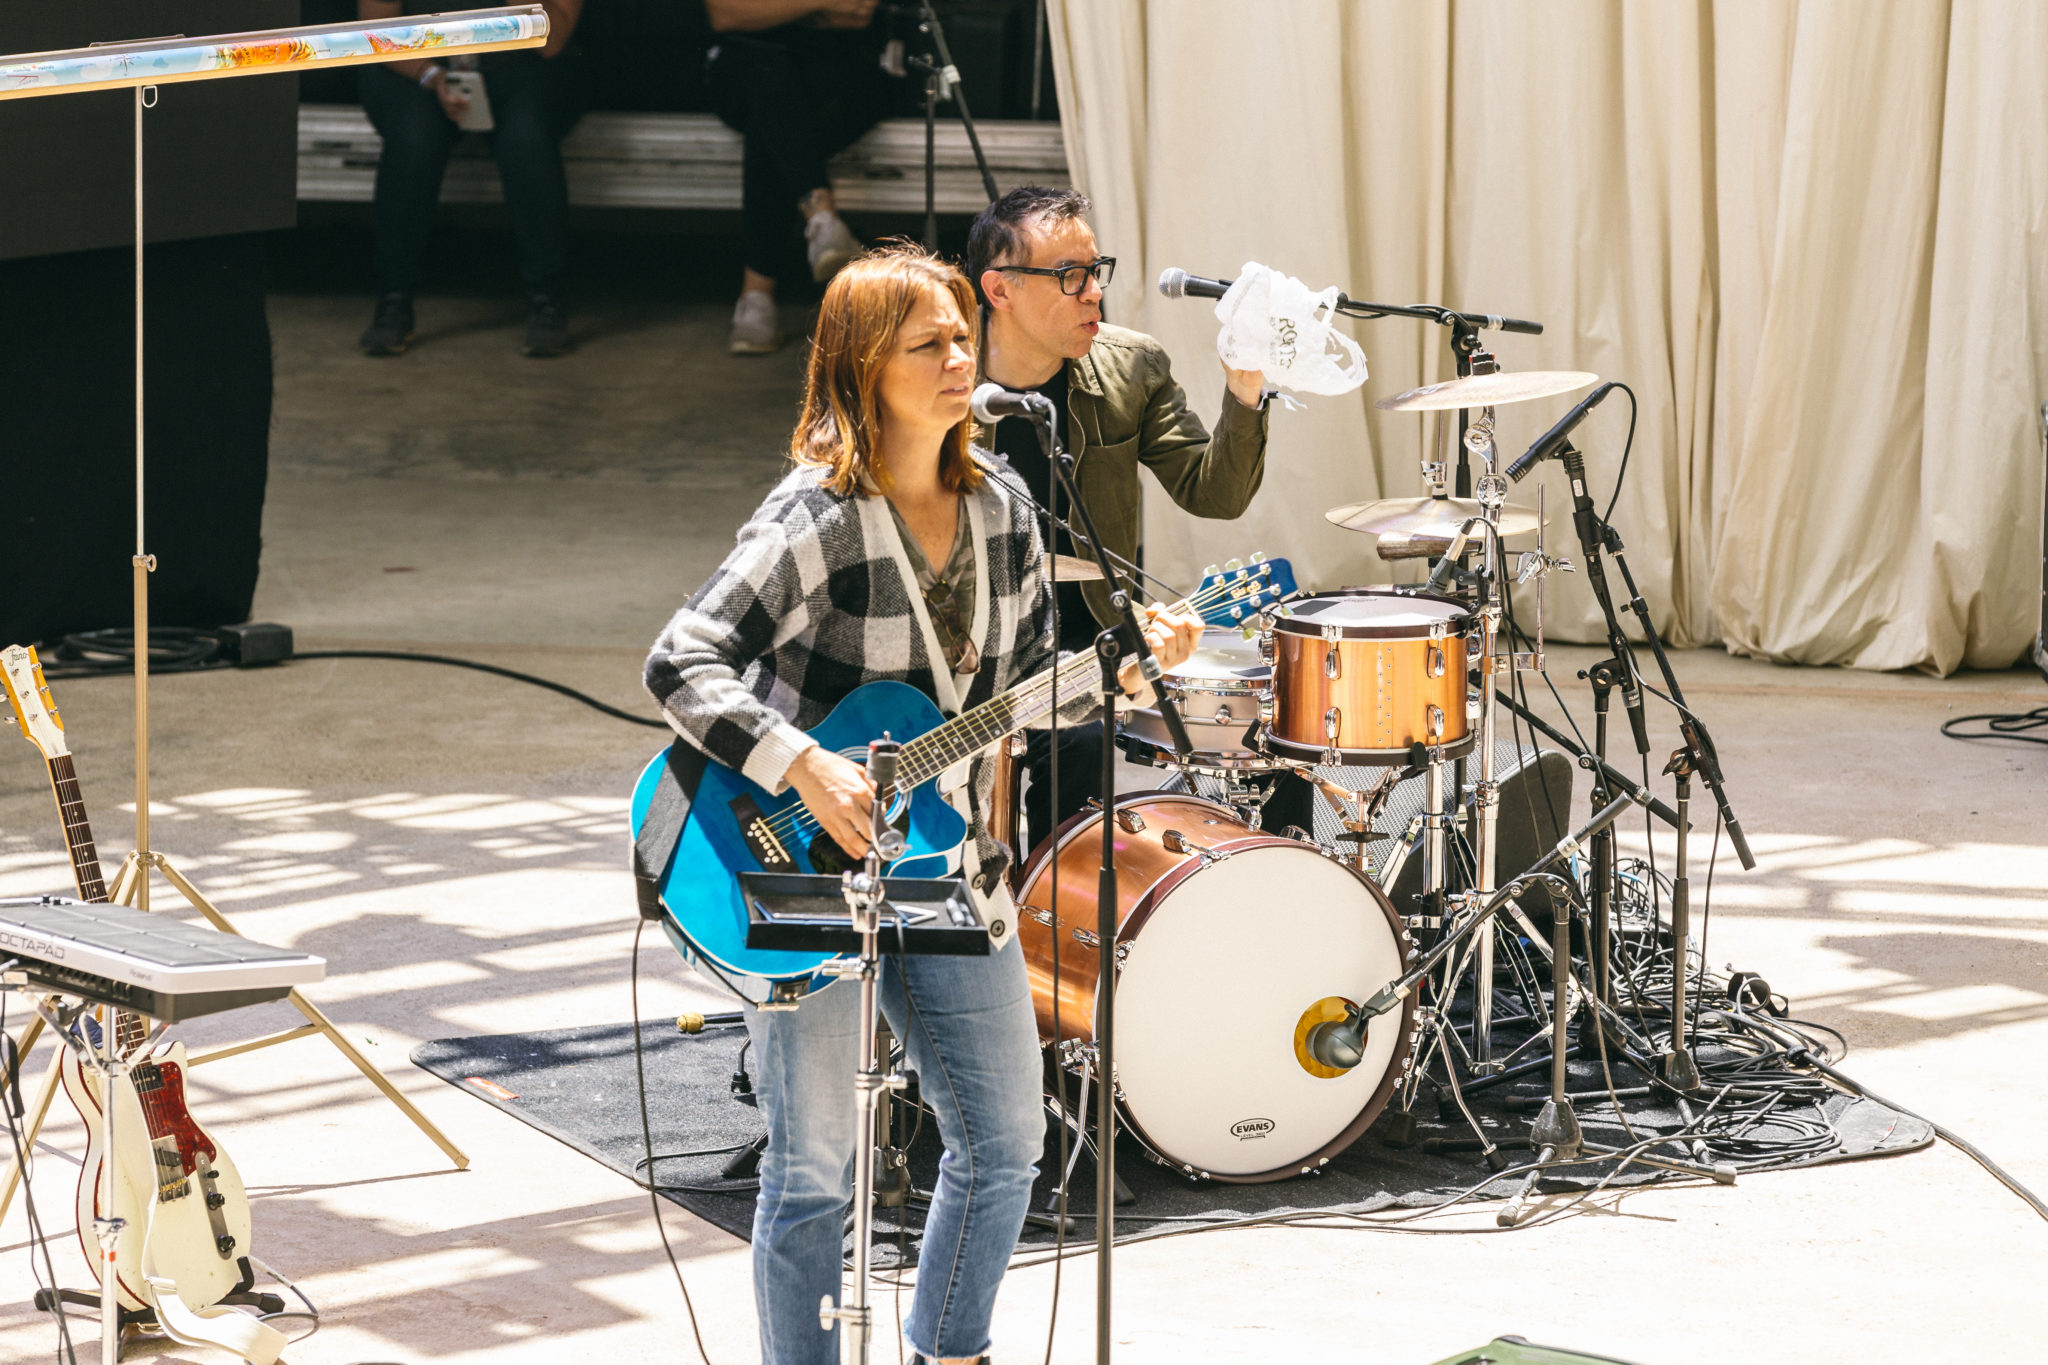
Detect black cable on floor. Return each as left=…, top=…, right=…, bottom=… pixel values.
left=1790, top=1051, right=2048, bottom=1224
left=294, top=651, right=666, bottom=727
left=1940, top=706, right=2048, bottom=747
left=36, top=627, right=666, bottom=730
left=629, top=919, right=718, bottom=1365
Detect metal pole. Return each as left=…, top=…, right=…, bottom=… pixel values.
left=1094, top=632, right=1120, bottom=1365
left=1468, top=408, right=1504, bottom=1072
left=132, top=85, right=155, bottom=915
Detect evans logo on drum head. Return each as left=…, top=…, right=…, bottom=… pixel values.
left=1230, top=1118, right=1275, bottom=1141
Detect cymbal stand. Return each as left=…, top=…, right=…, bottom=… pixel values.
left=1464, top=407, right=1509, bottom=1073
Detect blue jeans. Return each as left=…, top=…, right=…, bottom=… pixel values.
left=744, top=943, right=1043, bottom=1365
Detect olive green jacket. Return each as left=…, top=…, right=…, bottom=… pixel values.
left=1034, top=322, right=1271, bottom=627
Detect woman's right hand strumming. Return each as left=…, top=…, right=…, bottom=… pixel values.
left=785, top=745, right=877, bottom=857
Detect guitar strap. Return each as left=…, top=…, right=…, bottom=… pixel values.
left=631, top=738, right=708, bottom=922
left=865, top=492, right=1019, bottom=950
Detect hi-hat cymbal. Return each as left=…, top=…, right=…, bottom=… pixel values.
left=1047, top=554, right=1106, bottom=582
left=1324, top=495, right=1542, bottom=539
left=1374, top=370, right=1598, bottom=412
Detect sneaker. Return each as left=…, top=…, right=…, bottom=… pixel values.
left=729, top=289, right=783, bottom=355
left=805, top=210, right=860, bottom=283
left=359, top=293, right=414, bottom=356
left=523, top=296, right=571, bottom=357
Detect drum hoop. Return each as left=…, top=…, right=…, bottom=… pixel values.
left=1164, top=676, right=1269, bottom=697
left=1271, top=588, right=1475, bottom=640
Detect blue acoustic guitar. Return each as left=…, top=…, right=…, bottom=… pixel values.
left=631, top=557, right=1284, bottom=993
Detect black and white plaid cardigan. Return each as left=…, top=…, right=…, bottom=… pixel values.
left=644, top=454, right=1102, bottom=878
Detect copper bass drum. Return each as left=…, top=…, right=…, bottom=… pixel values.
left=1016, top=794, right=1416, bottom=1182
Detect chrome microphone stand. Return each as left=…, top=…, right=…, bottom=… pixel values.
left=818, top=740, right=910, bottom=1365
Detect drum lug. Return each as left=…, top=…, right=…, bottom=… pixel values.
left=1114, top=808, right=1146, bottom=834
left=1027, top=906, right=1055, bottom=928
left=1072, top=926, right=1100, bottom=948
left=1257, top=627, right=1276, bottom=664
left=1323, top=706, right=1342, bottom=767
left=1426, top=704, right=1445, bottom=742
left=1427, top=645, right=1446, bottom=678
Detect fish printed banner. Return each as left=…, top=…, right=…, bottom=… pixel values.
left=0, top=6, right=547, bottom=100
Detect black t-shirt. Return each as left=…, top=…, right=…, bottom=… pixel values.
left=989, top=368, right=1100, bottom=654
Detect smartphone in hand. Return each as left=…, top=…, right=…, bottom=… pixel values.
left=442, top=70, right=494, bottom=133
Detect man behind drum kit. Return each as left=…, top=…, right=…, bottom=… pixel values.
left=964, top=187, right=1318, bottom=843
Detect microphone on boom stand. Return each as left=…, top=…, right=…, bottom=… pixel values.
left=969, top=382, right=1200, bottom=763
left=1502, top=385, right=1651, bottom=755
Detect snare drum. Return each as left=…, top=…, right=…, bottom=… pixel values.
left=1017, top=793, right=1416, bottom=1181
left=1119, top=628, right=1283, bottom=773
left=1264, top=589, right=1475, bottom=765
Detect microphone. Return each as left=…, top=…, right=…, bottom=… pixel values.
left=971, top=382, right=1054, bottom=426
left=1422, top=518, right=1480, bottom=596
left=866, top=739, right=909, bottom=861
left=1156, top=267, right=1232, bottom=301
left=1506, top=381, right=1617, bottom=482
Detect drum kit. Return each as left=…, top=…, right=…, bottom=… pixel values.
left=1004, top=365, right=1664, bottom=1186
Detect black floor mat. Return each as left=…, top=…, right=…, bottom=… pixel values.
left=412, top=1014, right=1932, bottom=1261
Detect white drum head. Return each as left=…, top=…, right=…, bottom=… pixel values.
left=1112, top=842, right=1407, bottom=1177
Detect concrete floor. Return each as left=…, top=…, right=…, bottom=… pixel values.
left=3, top=217, right=2046, bottom=1364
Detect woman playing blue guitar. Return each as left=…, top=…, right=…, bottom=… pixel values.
left=641, top=242, right=1200, bottom=1365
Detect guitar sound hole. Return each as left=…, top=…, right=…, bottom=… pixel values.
left=806, top=805, right=911, bottom=875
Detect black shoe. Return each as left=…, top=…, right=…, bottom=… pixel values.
left=359, top=293, right=414, bottom=356
left=523, top=296, right=570, bottom=357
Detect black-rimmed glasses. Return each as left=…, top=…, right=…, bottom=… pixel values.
left=995, top=257, right=1116, bottom=296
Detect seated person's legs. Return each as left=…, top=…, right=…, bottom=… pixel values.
left=357, top=64, right=464, bottom=355
left=478, top=52, right=585, bottom=356
left=706, top=29, right=893, bottom=353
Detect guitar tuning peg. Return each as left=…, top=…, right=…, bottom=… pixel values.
left=1201, top=563, right=1220, bottom=579
left=1249, top=551, right=1266, bottom=564
left=1223, top=558, right=1243, bottom=572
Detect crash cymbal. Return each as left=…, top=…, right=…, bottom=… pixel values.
left=1323, top=495, right=1542, bottom=539
left=1374, top=370, right=1598, bottom=412
left=1047, top=554, right=1107, bottom=582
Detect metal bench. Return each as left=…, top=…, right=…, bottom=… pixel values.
left=296, top=104, right=1069, bottom=214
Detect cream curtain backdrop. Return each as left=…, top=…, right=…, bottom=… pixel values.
left=1043, top=0, right=2048, bottom=673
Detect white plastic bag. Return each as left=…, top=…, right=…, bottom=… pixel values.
left=1214, top=261, right=1368, bottom=397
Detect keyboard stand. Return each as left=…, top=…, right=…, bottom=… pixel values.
left=0, top=854, right=469, bottom=1224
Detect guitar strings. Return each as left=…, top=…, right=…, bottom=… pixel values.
left=750, top=573, right=1270, bottom=846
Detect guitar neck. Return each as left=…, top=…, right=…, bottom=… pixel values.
left=895, top=650, right=1104, bottom=793
left=46, top=754, right=109, bottom=904
left=44, top=754, right=148, bottom=1053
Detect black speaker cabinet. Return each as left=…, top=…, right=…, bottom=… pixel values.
left=0, top=1, right=294, bottom=646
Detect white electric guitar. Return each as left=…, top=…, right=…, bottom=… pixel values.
left=1, top=644, right=256, bottom=1315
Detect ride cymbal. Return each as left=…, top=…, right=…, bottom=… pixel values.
left=1374, top=370, right=1598, bottom=412
left=1323, top=495, right=1542, bottom=539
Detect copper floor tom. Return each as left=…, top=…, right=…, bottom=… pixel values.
left=1017, top=793, right=1416, bottom=1182
left=1264, top=589, right=1475, bottom=766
